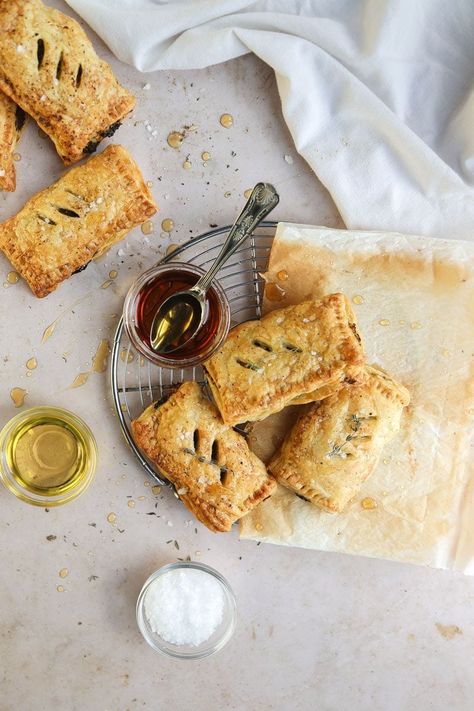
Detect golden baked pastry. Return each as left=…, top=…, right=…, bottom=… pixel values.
left=0, top=93, right=26, bottom=192
left=269, top=365, right=411, bottom=513
left=131, top=382, right=276, bottom=533
left=204, top=293, right=365, bottom=426
left=0, top=0, right=135, bottom=164
left=0, top=145, right=157, bottom=297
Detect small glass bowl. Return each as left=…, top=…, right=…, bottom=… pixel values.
left=136, top=561, right=236, bottom=659
left=0, top=406, right=98, bottom=507
left=123, top=262, right=230, bottom=369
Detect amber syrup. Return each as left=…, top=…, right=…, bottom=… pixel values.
left=135, top=269, right=222, bottom=360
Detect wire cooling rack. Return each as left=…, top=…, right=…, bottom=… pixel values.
left=111, top=221, right=277, bottom=486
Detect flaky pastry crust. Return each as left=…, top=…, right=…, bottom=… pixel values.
left=0, top=145, right=157, bottom=297
left=0, top=0, right=135, bottom=164
left=269, top=365, right=410, bottom=513
left=132, top=382, right=276, bottom=532
left=204, top=293, right=365, bottom=426
left=0, top=93, right=26, bottom=192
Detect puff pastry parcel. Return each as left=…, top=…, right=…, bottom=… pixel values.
left=0, top=93, right=26, bottom=192
left=269, top=365, right=411, bottom=513
left=0, top=0, right=135, bottom=164
left=204, top=293, right=365, bottom=426
left=132, top=382, right=276, bottom=533
left=0, top=145, right=157, bottom=297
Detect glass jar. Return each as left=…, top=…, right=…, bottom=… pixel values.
left=123, top=262, right=230, bottom=368
left=0, top=406, right=97, bottom=506
left=136, top=561, right=236, bottom=659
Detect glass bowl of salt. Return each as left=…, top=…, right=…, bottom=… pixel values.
left=136, top=561, right=236, bottom=659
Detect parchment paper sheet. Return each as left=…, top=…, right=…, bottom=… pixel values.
left=240, top=223, right=474, bottom=574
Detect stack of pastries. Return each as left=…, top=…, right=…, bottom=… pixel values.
left=132, top=293, right=410, bottom=532
left=0, top=0, right=157, bottom=296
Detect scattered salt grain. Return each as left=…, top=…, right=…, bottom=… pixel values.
left=284, top=154, right=294, bottom=164
left=16, top=44, right=25, bottom=53
left=142, top=83, right=151, bottom=91
left=40, top=95, right=46, bottom=102
left=0, top=169, right=4, bottom=177
left=144, top=568, right=225, bottom=645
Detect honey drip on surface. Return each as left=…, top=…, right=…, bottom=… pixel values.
left=244, top=189, right=252, bottom=199
left=378, top=319, right=390, bottom=326
left=109, top=270, right=118, bottom=280
left=265, top=283, right=286, bottom=302
left=201, top=151, right=211, bottom=162
left=7, top=271, right=19, bottom=284
left=410, top=321, right=422, bottom=330
left=442, top=349, right=452, bottom=358
left=220, top=113, right=233, bottom=128
left=146, top=180, right=153, bottom=188
left=42, top=321, right=57, bottom=343
left=107, top=512, right=117, bottom=524
left=352, top=295, right=364, bottom=305
left=13, top=153, right=21, bottom=161
left=92, top=339, right=110, bottom=373
left=59, top=568, right=68, bottom=579
left=167, top=131, right=184, bottom=148
left=101, top=280, right=113, bottom=289
left=127, top=500, right=135, bottom=508
left=71, top=372, right=90, bottom=389
left=183, top=159, right=192, bottom=170
left=152, top=485, right=161, bottom=495
left=277, top=270, right=289, bottom=281
left=161, top=218, right=174, bottom=233
left=10, top=387, right=27, bottom=407
left=120, top=348, right=134, bottom=364
left=141, top=220, right=154, bottom=235
left=26, top=357, right=37, bottom=370
left=57, top=585, right=65, bottom=593
left=361, top=497, right=377, bottom=510
left=166, top=243, right=179, bottom=256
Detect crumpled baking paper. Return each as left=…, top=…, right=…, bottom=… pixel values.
left=240, top=223, right=474, bottom=574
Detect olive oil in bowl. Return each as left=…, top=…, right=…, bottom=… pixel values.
left=0, top=407, right=97, bottom=506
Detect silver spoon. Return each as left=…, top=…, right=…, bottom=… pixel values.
left=150, top=182, right=279, bottom=354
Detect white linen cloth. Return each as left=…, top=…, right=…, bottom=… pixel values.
left=66, top=0, right=474, bottom=240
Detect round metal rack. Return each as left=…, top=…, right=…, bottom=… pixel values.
left=111, top=221, right=277, bottom=486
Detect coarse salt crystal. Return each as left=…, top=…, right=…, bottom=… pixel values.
left=16, top=44, right=25, bottom=53
left=0, top=169, right=5, bottom=177
left=144, top=568, right=225, bottom=646
left=177, top=487, right=189, bottom=495
left=142, top=83, right=151, bottom=90
left=96, top=196, right=104, bottom=204
left=284, top=154, right=294, bottom=164
left=40, top=95, right=46, bottom=102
